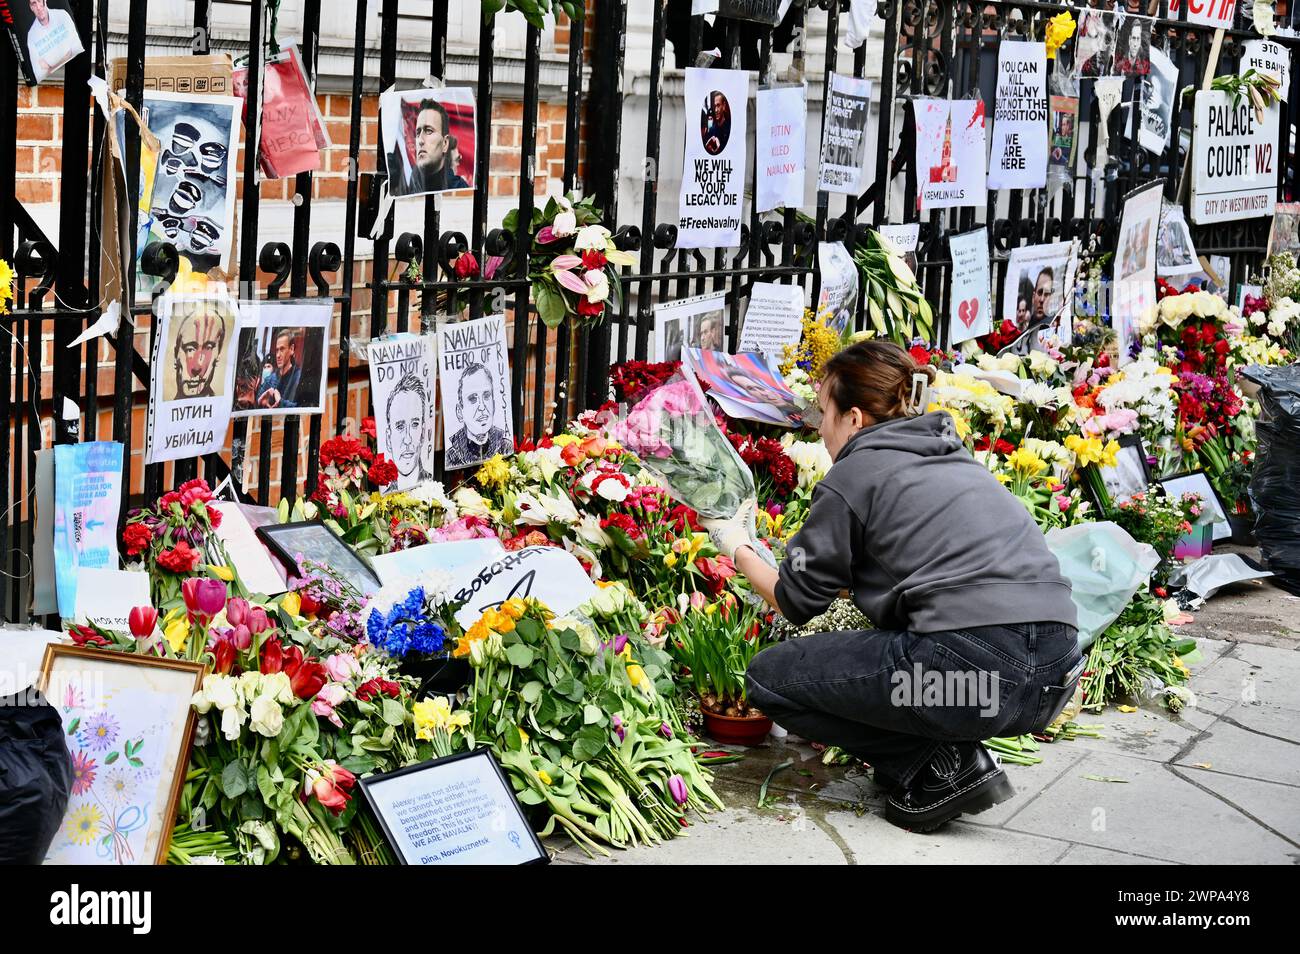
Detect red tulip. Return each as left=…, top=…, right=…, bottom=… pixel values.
left=69, top=624, right=109, bottom=647
left=128, top=606, right=159, bottom=639
left=287, top=658, right=327, bottom=700
left=298, top=591, right=321, bottom=617
left=259, top=638, right=285, bottom=674
left=212, top=640, right=236, bottom=675
left=324, top=761, right=356, bottom=791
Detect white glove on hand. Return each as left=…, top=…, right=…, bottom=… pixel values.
left=700, top=497, right=759, bottom=561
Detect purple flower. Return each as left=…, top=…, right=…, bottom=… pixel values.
left=667, top=774, right=688, bottom=807
left=660, top=722, right=673, bottom=739
left=612, top=714, right=625, bottom=743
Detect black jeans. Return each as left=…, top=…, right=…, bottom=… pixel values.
left=746, top=622, right=1082, bottom=786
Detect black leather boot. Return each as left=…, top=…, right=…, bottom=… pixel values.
left=885, top=742, right=1014, bottom=832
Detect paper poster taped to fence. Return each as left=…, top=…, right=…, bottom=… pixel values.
left=1113, top=15, right=1151, bottom=76
left=877, top=222, right=920, bottom=274
left=147, top=294, right=241, bottom=464
left=738, top=281, right=804, bottom=360
left=5, top=0, right=83, bottom=85
left=1049, top=96, right=1078, bottom=170
left=1137, top=46, right=1178, bottom=154
left=1157, top=205, right=1200, bottom=277
left=1167, top=0, right=1236, bottom=30
left=653, top=291, right=728, bottom=363
left=1114, top=181, right=1163, bottom=365
left=1073, top=8, right=1117, bottom=78
left=987, top=41, right=1048, bottom=190
left=947, top=228, right=991, bottom=346
left=137, top=91, right=242, bottom=291
left=678, top=67, right=749, bottom=248
left=1191, top=90, right=1279, bottom=225
left=818, top=74, right=872, bottom=194
left=1003, top=241, right=1076, bottom=331
left=369, top=332, right=437, bottom=489
left=380, top=86, right=477, bottom=197
left=818, top=241, right=859, bottom=333
left=439, top=315, right=514, bottom=472
left=914, top=98, right=986, bottom=211
left=755, top=85, right=807, bottom=211
left=53, top=441, right=124, bottom=619
left=1242, top=39, right=1290, bottom=101
left=232, top=299, right=332, bottom=417
left=233, top=44, right=330, bottom=179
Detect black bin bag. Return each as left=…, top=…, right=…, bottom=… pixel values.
left=0, top=689, right=73, bottom=865
left=1244, top=364, right=1300, bottom=595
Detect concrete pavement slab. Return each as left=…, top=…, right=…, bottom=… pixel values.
left=1055, top=844, right=1176, bottom=864
left=820, top=807, right=1071, bottom=864
left=1173, top=716, right=1300, bottom=787
left=1171, top=766, right=1300, bottom=843
left=1005, top=752, right=1298, bottom=864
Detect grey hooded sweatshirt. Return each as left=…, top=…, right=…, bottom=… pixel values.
left=774, top=411, right=1078, bottom=633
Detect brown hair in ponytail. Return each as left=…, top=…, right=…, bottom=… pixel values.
left=820, top=339, right=936, bottom=424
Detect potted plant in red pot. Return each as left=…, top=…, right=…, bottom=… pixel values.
left=666, top=595, right=774, bottom=746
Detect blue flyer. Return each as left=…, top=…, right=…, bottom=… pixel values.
left=53, top=441, right=124, bottom=618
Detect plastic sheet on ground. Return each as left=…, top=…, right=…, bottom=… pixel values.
left=1168, top=552, right=1274, bottom=608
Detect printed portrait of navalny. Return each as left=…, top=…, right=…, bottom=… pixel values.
left=444, top=362, right=511, bottom=470
left=381, top=88, right=476, bottom=198
left=384, top=372, right=434, bottom=489
left=165, top=298, right=234, bottom=402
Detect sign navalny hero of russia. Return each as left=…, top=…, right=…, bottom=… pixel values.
left=1190, top=90, right=1278, bottom=225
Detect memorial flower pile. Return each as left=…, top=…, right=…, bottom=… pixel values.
left=70, top=259, right=1299, bottom=864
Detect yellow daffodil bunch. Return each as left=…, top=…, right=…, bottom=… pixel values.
left=1045, top=10, right=1076, bottom=59
left=413, top=695, right=471, bottom=756
left=1006, top=446, right=1047, bottom=477
left=1065, top=433, right=1120, bottom=469
left=0, top=259, right=13, bottom=315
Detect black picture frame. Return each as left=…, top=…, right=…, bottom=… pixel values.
left=255, top=520, right=380, bottom=595
left=1156, top=468, right=1232, bottom=542
left=358, top=748, right=550, bottom=866
left=1088, top=433, right=1153, bottom=516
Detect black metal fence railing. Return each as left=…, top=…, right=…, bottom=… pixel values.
left=3, top=1, right=1299, bottom=622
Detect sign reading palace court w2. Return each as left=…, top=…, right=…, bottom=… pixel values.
left=1191, top=90, right=1279, bottom=225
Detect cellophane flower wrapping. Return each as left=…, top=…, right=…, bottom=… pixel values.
left=610, top=369, right=756, bottom=519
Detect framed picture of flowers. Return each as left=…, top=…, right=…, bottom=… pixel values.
left=38, top=644, right=205, bottom=865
